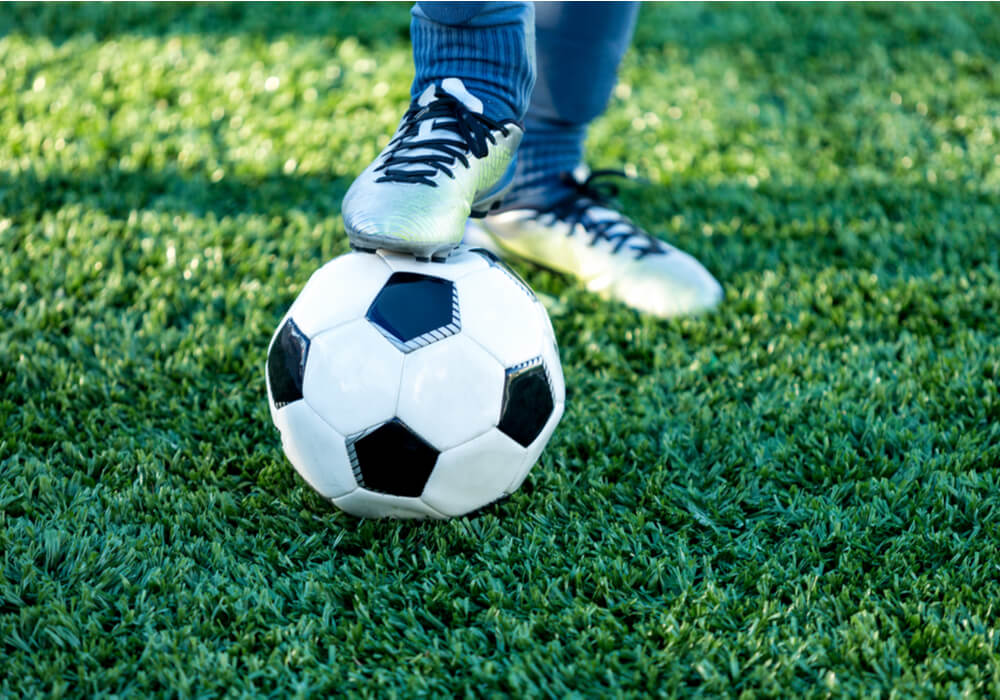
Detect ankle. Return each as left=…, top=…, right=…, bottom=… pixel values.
left=410, top=11, right=534, bottom=123
left=501, top=169, right=582, bottom=212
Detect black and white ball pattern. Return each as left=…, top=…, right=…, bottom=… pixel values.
left=266, top=246, right=564, bottom=519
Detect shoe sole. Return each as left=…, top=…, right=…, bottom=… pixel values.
left=349, top=235, right=454, bottom=263
left=469, top=159, right=516, bottom=218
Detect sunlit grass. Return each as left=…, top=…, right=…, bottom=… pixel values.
left=2, top=3, right=999, bottom=696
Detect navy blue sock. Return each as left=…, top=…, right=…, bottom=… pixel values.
left=504, top=2, right=639, bottom=207
left=411, top=2, right=535, bottom=122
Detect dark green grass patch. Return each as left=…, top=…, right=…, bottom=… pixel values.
left=2, top=2, right=1000, bottom=697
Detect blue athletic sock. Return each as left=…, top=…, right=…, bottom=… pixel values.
left=504, top=117, right=585, bottom=204
left=501, top=1, right=639, bottom=208
left=411, top=2, right=535, bottom=122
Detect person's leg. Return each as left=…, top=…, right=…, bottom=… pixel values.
left=342, top=2, right=534, bottom=259
left=511, top=1, right=639, bottom=196
left=411, top=2, right=535, bottom=121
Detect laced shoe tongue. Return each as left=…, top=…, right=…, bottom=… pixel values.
left=416, top=83, right=436, bottom=107
left=585, top=205, right=639, bottom=238
left=440, top=78, right=484, bottom=113
left=574, top=203, right=669, bottom=257
left=417, top=78, right=484, bottom=113
left=383, top=79, right=487, bottom=181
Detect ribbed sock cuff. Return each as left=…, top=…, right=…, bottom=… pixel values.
left=411, top=16, right=534, bottom=122
left=503, top=118, right=587, bottom=205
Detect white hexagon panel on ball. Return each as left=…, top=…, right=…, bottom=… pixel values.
left=272, top=400, right=356, bottom=499
left=333, top=488, right=446, bottom=520
left=422, top=428, right=527, bottom=517
left=266, top=314, right=357, bottom=500
left=289, top=252, right=392, bottom=337
left=302, top=318, right=404, bottom=437
left=456, top=262, right=547, bottom=369
left=396, top=334, right=505, bottom=451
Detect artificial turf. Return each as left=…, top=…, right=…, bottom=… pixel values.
left=2, top=2, right=1000, bottom=696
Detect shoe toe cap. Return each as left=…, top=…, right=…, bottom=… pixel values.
left=343, top=180, right=470, bottom=245
left=601, top=248, right=723, bottom=319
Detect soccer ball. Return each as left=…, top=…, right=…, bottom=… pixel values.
left=265, top=246, right=565, bottom=519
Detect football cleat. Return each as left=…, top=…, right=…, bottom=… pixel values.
left=342, top=78, right=524, bottom=261
left=464, top=169, right=723, bottom=318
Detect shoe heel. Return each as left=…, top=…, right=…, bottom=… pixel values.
left=470, top=155, right=517, bottom=218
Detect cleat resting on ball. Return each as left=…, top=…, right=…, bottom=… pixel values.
left=342, top=78, right=523, bottom=260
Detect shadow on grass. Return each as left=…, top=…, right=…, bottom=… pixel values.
left=3, top=1, right=997, bottom=284
left=632, top=2, right=1000, bottom=60
left=5, top=2, right=999, bottom=66
left=3, top=165, right=997, bottom=288
left=0, top=2, right=412, bottom=46
left=0, top=166, right=353, bottom=223
left=5, top=2, right=999, bottom=52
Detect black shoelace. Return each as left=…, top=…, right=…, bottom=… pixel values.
left=540, top=170, right=670, bottom=260
left=374, top=88, right=515, bottom=187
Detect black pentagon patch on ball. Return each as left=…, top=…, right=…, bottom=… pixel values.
left=498, top=356, right=555, bottom=447
left=347, top=419, right=440, bottom=497
left=469, top=248, right=536, bottom=301
left=366, top=272, right=460, bottom=352
left=267, top=318, right=310, bottom=408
